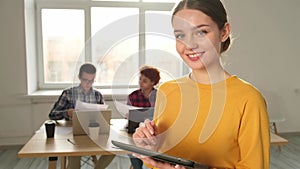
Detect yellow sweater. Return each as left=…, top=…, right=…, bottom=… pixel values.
left=151, top=75, right=270, bottom=169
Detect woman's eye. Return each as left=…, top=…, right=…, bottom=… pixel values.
left=175, top=33, right=185, bottom=39
left=196, top=30, right=207, bottom=37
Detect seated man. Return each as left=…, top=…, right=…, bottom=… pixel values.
left=127, top=65, right=160, bottom=169
left=49, top=63, right=115, bottom=169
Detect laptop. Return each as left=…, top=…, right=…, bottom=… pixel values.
left=72, top=110, right=112, bottom=136
left=127, top=107, right=154, bottom=133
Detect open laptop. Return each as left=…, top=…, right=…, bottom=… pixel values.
left=127, top=107, right=154, bottom=133
left=72, top=110, right=112, bottom=136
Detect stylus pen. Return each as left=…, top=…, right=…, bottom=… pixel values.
left=67, top=139, right=76, bottom=145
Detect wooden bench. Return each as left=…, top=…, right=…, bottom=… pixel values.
left=270, top=132, right=288, bottom=145
left=270, top=132, right=288, bottom=152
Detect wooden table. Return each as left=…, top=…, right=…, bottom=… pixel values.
left=18, top=119, right=132, bottom=169
left=18, top=119, right=288, bottom=169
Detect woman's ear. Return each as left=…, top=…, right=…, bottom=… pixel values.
left=221, top=22, right=230, bottom=42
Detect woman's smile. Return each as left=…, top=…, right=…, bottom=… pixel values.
left=186, top=51, right=205, bottom=61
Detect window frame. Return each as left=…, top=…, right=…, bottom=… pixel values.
left=35, top=0, right=187, bottom=90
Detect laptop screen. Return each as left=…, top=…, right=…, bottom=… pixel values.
left=127, top=107, right=154, bottom=133
left=72, top=110, right=112, bottom=136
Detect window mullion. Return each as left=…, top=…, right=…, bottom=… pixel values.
left=85, top=6, right=92, bottom=62
left=139, top=7, right=145, bottom=66
left=36, top=5, right=45, bottom=89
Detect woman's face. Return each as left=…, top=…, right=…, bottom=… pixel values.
left=139, top=74, right=155, bottom=91
left=173, top=9, right=229, bottom=71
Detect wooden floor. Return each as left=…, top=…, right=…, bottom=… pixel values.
left=270, top=133, right=300, bottom=169
left=1, top=133, right=299, bottom=169
left=0, top=149, right=133, bottom=169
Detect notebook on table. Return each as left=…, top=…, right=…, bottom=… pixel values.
left=127, top=107, right=154, bottom=133
left=72, top=110, right=112, bottom=136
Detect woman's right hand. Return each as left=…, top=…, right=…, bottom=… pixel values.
left=133, top=119, right=158, bottom=149
left=132, top=119, right=188, bottom=169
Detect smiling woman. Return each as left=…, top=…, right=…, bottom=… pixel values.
left=132, top=0, right=270, bottom=169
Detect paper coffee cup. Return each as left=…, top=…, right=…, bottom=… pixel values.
left=88, top=122, right=99, bottom=140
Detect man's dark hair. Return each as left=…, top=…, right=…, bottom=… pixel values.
left=79, top=63, right=96, bottom=77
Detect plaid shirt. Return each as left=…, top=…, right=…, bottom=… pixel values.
left=127, top=89, right=157, bottom=107
left=49, top=85, right=104, bottom=120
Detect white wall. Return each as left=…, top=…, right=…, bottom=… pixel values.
left=0, top=0, right=32, bottom=145
left=223, top=0, right=300, bottom=132
left=0, top=0, right=299, bottom=146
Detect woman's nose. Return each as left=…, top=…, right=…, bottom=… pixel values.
left=185, top=36, right=198, bottom=49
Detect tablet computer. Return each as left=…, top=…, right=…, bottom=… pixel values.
left=111, top=140, right=209, bottom=168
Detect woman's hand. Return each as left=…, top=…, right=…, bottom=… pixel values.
left=133, top=119, right=158, bottom=149
left=132, top=155, right=186, bottom=169
left=132, top=119, right=187, bottom=169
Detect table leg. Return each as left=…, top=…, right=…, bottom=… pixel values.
left=60, top=156, right=67, bottom=169
left=48, top=157, right=58, bottom=169
left=272, top=122, right=281, bottom=151
left=92, top=155, right=97, bottom=166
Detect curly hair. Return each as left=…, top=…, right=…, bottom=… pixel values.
left=139, top=65, right=161, bottom=85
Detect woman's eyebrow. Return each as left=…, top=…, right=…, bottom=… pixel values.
left=174, top=30, right=183, bottom=33
left=193, top=24, right=210, bottom=30
left=174, top=24, right=210, bottom=33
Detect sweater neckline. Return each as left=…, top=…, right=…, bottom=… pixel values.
left=185, top=73, right=237, bottom=89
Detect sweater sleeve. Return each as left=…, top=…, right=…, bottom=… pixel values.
left=236, top=92, right=270, bottom=169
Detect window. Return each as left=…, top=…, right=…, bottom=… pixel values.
left=34, top=0, right=188, bottom=90
left=41, top=9, right=84, bottom=84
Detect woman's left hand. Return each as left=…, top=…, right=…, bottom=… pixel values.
left=132, top=154, right=186, bottom=169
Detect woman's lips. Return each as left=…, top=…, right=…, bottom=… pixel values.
left=186, top=52, right=204, bottom=61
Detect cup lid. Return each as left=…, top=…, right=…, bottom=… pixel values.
left=89, top=122, right=99, bottom=127
left=45, top=120, right=56, bottom=124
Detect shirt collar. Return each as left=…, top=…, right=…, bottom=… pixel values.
left=78, top=85, right=94, bottom=95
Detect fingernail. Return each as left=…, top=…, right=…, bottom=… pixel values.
left=150, top=130, right=154, bottom=135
